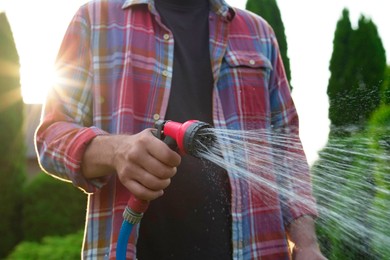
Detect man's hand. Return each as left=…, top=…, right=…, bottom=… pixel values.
left=292, top=243, right=327, bottom=260
left=287, top=215, right=327, bottom=260
left=113, top=129, right=181, bottom=200
left=82, top=129, right=181, bottom=201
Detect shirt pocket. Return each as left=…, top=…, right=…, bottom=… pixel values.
left=218, top=51, right=273, bottom=128
left=220, top=50, right=273, bottom=100
left=224, top=50, right=273, bottom=71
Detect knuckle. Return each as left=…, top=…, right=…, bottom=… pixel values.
left=126, top=147, right=141, bottom=162
left=138, top=130, right=153, bottom=144
left=117, top=169, right=129, bottom=183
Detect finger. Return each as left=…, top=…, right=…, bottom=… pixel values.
left=135, top=165, right=173, bottom=191
left=125, top=179, right=164, bottom=201
left=119, top=158, right=173, bottom=191
left=145, top=129, right=181, bottom=167
left=125, top=141, right=177, bottom=179
left=138, top=152, right=178, bottom=179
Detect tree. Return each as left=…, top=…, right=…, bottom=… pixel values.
left=348, top=16, right=386, bottom=126
left=327, top=10, right=386, bottom=134
left=0, top=12, right=26, bottom=258
left=245, top=0, right=292, bottom=89
left=327, top=9, right=354, bottom=132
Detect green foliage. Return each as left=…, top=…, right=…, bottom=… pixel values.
left=367, top=104, right=390, bottom=153
left=327, top=9, right=386, bottom=133
left=245, top=0, right=292, bottom=89
left=312, top=134, right=377, bottom=259
left=368, top=193, right=390, bottom=259
left=313, top=105, right=390, bottom=259
left=366, top=105, right=390, bottom=259
left=22, top=173, right=87, bottom=242
left=324, top=8, right=388, bottom=256
left=380, top=66, right=390, bottom=105
left=0, top=12, right=26, bottom=258
left=6, top=230, right=84, bottom=260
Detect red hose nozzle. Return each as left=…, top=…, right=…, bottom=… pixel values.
left=154, top=120, right=215, bottom=157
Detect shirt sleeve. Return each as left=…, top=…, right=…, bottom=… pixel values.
left=267, top=31, right=319, bottom=225
left=35, top=6, right=110, bottom=193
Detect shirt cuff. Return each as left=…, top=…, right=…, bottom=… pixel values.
left=66, top=126, right=111, bottom=193
left=283, top=199, right=319, bottom=227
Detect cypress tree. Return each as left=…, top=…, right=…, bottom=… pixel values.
left=327, top=10, right=386, bottom=134
left=245, top=0, right=292, bottom=89
left=327, top=9, right=354, bottom=133
left=347, top=16, right=386, bottom=126
left=0, top=12, right=26, bottom=258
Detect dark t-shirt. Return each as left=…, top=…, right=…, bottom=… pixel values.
left=136, top=0, right=232, bottom=259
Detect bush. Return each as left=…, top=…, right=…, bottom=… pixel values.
left=312, top=134, right=377, bottom=259
left=0, top=13, right=25, bottom=258
left=22, top=173, right=87, bottom=241
left=6, top=230, right=84, bottom=260
left=366, top=105, right=390, bottom=258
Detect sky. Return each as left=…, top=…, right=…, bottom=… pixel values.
left=1, top=0, right=389, bottom=164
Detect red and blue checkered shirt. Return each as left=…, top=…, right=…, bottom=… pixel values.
left=35, top=0, right=317, bottom=259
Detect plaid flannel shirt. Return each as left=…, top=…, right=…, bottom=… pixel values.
left=35, top=0, right=317, bottom=259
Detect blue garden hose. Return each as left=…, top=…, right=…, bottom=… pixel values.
left=116, top=221, right=134, bottom=260
left=116, top=198, right=148, bottom=260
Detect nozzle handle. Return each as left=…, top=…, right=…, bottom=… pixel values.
left=153, top=120, right=178, bottom=151
left=153, top=119, right=214, bottom=156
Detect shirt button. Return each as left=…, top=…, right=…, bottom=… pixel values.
left=249, top=59, right=256, bottom=65
left=162, top=70, right=169, bottom=77
left=163, top=34, right=170, bottom=40
left=153, top=113, right=160, bottom=121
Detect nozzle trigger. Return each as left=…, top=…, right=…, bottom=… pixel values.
left=153, top=120, right=178, bottom=151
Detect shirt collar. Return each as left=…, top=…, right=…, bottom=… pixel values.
left=122, top=0, right=235, bottom=21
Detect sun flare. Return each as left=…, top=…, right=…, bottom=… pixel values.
left=4, top=0, right=87, bottom=105
left=20, top=63, right=57, bottom=104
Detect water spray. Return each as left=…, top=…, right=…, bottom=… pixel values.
left=116, top=120, right=215, bottom=260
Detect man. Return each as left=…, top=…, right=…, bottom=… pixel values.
left=35, top=0, right=325, bottom=259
